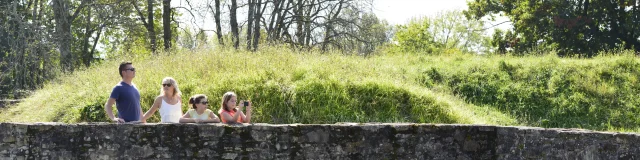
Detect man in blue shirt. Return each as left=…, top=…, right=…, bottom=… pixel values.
left=104, top=61, right=142, bottom=123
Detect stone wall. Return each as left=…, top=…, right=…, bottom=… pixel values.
left=0, top=123, right=638, bottom=159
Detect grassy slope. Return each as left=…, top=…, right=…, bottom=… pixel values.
left=2, top=47, right=639, bottom=132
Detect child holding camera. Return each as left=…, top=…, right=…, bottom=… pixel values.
left=179, top=94, right=220, bottom=123
left=218, top=92, right=252, bottom=124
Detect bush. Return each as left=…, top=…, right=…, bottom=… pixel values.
left=419, top=55, right=640, bottom=130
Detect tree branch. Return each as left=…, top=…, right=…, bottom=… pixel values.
left=70, top=0, right=90, bottom=22
left=132, top=1, right=149, bottom=27
left=471, top=20, right=511, bottom=31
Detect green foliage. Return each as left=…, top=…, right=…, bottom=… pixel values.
left=100, top=0, right=167, bottom=56
left=79, top=100, right=110, bottom=122
left=418, top=52, right=640, bottom=131
left=4, top=47, right=640, bottom=133
left=393, top=10, right=490, bottom=54
left=393, top=17, right=439, bottom=53
left=0, top=47, right=505, bottom=125
left=322, top=9, right=393, bottom=56
left=466, top=0, right=640, bottom=56
left=0, top=1, right=59, bottom=98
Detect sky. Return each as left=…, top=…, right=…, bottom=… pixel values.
left=171, top=0, right=513, bottom=35
left=373, top=0, right=469, bottom=25
left=372, top=0, right=512, bottom=33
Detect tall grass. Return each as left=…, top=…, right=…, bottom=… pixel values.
left=415, top=52, right=640, bottom=131
left=0, top=47, right=515, bottom=126
left=2, top=47, right=639, bottom=132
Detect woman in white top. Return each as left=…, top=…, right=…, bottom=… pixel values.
left=141, top=77, right=183, bottom=123
left=179, top=94, right=220, bottom=123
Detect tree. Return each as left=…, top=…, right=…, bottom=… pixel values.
left=321, top=0, right=343, bottom=52
left=133, top=0, right=157, bottom=53
left=429, top=10, right=488, bottom=53
left=163, top=0, right=172, bottom=50
left=207, top=0, right=224, bottom=45
left=229, top=0, right=240, bottom=49
left=246, top=0, right=255, bottom=50
left=1, top=0, right=58, bottom=97
left=52, top=0, right=89, bottom=72
left=491, top=29, right=507, bottom=54
left=326, top=7, right=392, bottom=55
left=393, top=17, right=438, bottom=53
left=466, top=0, right=640, bottom=56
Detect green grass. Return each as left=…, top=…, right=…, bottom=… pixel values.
left=1, top=47, right=640, bottom=132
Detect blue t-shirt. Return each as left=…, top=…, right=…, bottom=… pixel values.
left=109, top=81, right=141, bottom=122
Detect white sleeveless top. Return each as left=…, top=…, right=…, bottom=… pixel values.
left=159, top=98, right=182, bottom=123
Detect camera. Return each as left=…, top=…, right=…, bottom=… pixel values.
left=244, top=101, right=249, bottom=106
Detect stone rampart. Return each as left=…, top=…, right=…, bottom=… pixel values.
left=0, top=123, right=638, bottom=159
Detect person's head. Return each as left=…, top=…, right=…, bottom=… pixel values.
left=221, top=92, right=237, bottom=112
left=118, top=61, right=135, bottom=79
left=189, top=94, right=208, bottom=111
left=160, top=77, right=181, bottom=97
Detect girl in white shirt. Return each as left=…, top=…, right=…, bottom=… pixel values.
left=142, top=77, right=183, bottom=123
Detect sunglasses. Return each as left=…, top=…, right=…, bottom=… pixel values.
left=162, top=83, right=172, bottom=87
left=125, top=68, right=135, bottom=71
left=200, top=101, right=208, bottom=105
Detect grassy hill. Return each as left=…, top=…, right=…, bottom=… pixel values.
left=2, top=47, right=640, bottom=132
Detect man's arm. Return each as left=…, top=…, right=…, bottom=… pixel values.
left=105, top=98, right=124, bottom=123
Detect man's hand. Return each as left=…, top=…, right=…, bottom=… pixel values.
left=112, top=118, right=125, bottom=123
left=127, top=121, right=142, bottom=124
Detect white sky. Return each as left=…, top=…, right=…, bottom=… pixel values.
left=373, top=0, right=469, bottom=25
left=372, top=0, right=512, bottom=32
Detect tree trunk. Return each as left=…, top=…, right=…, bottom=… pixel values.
left=91, top=26, right=104, bottom=59
left=267, top=0, right=282, bottom=42
left=230, top=0, right=240, bottom=49
left=274, top=0, right=291, bottom=41
left=253, top=0, right=263, bottom=51
left=295, top=0, right=304, bottom=46
left=322, top=1, right=343, bottom=52
left=631, top=0, right=639, bottom=51
left=148, top=0, right=156, bottom=53
left=134, top=0, right=157, bottom=53
left=246, top=0, right=254, bottom=50
left=303, top=0, right=313, bottom=47
left=214, top=0, right=223, bottom=45
left=163, top=0, right=172, bottom=51
left=52, top=0, right=74, bottom=72
left=82, top=7, right=92, bottom=67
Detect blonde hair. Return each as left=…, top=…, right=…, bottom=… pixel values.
left=160, top=77, right=181, bottom=98
left=220, top=91, right=237, bottom=112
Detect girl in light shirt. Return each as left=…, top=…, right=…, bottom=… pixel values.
left=179, top=94, right=220, bottom=123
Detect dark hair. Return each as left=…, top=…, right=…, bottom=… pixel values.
left=189, top=94, right=207, bottom=109
left=118, top=61, right=133, bottom=77
left=220, top=92, right=237, bottom=112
